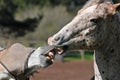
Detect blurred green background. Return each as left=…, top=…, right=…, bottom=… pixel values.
left=0, top=0, right=119, bottom=47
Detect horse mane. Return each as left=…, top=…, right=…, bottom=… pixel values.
left=82, top=0, right=103, bottom=9
left=78, top=0, right=113, bottom=14
left=78, top=0, right=102, bottom=14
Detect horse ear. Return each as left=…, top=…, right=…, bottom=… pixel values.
left=113, top=3, right=120, bottom=10
left=107, top=3, right=120, bottom=15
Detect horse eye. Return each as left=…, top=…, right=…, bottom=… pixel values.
left=90, top=19, right=98, bottom=23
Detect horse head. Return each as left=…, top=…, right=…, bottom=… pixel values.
left=48, top=1, right=120, bottom=50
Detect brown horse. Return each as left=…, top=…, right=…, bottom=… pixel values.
left=0, top=43, right=55, bottom=80
left=48, top=0, right=120, bottom=80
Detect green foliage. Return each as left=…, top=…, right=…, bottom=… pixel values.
left=12, top=0, right=50, bottom=7
left=84, top=53, right=93, bottom=60
left=14, top=0, right=25, bottom=7
left=64, top=52, right=93, bottom=61
left=0, top=0, right=16, bottom=20
left=25, top=0, right=49, bottom=6
left=64, top=51, right=93, bottom=61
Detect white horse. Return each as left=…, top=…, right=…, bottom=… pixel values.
left=48, top=0, right=120, bottom=80
left=0, top=43, right=55, bottom=80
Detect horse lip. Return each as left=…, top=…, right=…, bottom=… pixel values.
left=38, top=46, right=55, bottom=68
left=55, top=45, right=69, bottom=54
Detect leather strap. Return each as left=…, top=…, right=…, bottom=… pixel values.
left=0, top=61, right=16, bottom=79
left=24, top=50, right=35, bottom=77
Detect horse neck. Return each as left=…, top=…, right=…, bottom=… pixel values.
left=94, top=13, right=120, bottom=80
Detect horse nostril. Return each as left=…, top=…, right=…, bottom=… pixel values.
left=54, top=37, right=60, bottom=41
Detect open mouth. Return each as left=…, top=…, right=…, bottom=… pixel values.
left=47, top=46, right=69, bottom=56
left=55, top=45, right=69, bottom=54
left=40, top=45, right=68, bottom=67
left=44, top=49, right=55, bottom=63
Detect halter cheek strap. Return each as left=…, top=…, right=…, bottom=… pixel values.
left=24, top=50, right=35, bottom=77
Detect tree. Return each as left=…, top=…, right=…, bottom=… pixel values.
left=0, top=0, right=42, bottom=38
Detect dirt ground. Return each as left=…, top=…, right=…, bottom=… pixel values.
left=30, top=60, right=94, bottom=80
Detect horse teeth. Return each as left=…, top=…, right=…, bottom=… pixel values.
left=57, top=48, right=64, bottom=54
left=48, top=52, right=54, bottom=56
left=46, top=56, right=50, bottom=60
left=51, top=59, right=54, bottom=62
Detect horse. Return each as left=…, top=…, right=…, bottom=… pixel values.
left=0, top=43, right=55, bottom=80
left=48, top=0, right=120, bottom=80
